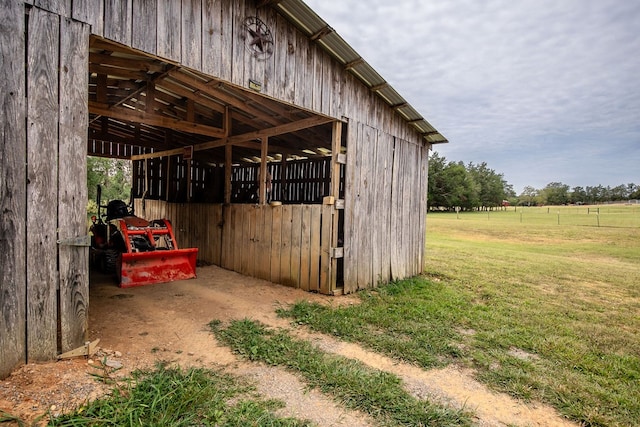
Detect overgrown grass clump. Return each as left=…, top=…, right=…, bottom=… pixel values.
left=48, top=363, right=310, bottom=426
left=210, top=318, right=472, bottom=427
left=279, top=210, right=640, bottom=427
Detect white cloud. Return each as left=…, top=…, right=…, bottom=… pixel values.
left=305, top=0, right=640, bottom=191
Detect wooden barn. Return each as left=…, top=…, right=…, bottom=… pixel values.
left=0, top=0, right=447, bottom=377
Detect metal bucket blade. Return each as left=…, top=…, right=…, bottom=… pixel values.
left=118, top=248, right=198, bottom=288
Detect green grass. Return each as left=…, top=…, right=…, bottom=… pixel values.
left=279, top=207, right=640, bottom=427
left=46, top=363, right=311, bottom=427
left=210, top=319, right=472, bottom=427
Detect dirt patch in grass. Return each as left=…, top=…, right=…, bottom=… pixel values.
left=1, top=265, right=575, bottom=426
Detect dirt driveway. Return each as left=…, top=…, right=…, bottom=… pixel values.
left=0, top=265, right=576, bottom=426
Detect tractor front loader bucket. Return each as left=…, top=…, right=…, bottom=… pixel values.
left=118, top=248, right=198, bottom=288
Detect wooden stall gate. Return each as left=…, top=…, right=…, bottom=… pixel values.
left=135, top=200, right=338, bottom=294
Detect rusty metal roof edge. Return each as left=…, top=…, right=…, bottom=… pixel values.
left=272, top=0, right=448, bottom=144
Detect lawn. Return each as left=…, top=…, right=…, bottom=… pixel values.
left=280, top=205, right=640, bottom=427
left=26, top=205, right=638, bottom=426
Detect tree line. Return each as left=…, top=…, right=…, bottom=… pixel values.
left=428, top=152, right=640, bottom=210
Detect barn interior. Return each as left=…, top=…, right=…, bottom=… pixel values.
left=87, top=35, right=346, bottom=290
left=89, top=36, right=343, bottom=203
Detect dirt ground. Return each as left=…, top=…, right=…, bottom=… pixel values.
left=0, top=265, right=577, bottom=426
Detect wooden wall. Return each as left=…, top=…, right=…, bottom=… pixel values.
left=61, top=0, right=423, bottom=145
left=75, top=0, right=430, bottom=291
left=1, top=0, right=434, bottom=376
left=344, top=122, right=429, bottom=293
left=0, top=2, right=89, bottom=378
left=135, top=200, right=336, bottom=293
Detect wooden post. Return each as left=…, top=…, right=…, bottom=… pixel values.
left=259, top=137, right=268, bottom=204
left=329, top=120, right=343, bottom=293
left=224, top=107, right=232, bottom=204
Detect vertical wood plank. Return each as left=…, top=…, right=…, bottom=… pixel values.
left=390, top=136, right=402, bottom=280
left=182, top=0, right=202, bottom=70
left=293, top=29, right=307, bottom=107
left=58, top=17, right=90, bottom=353
left=104, top=0, right=132, bottom=46
left=290, top=205, right=302, bottom=288
left=232, top=204, right=243, bottom=273
left=419, top=145, right=430, bottom=272
left=246, top=205, right=257, bottom=276
left=259, top=205, right=272, bottom=280
left=72, top=0, right=103, bottom=35
left=283, top=17, right=296, bottom=103
left=342, top=121, right=359, bottom=293
left=221, top=204, right=233, bottom=269
left=35, top=0, right=70, bottom=17
left=279, top=204, right=293, bottom=286
left=269, top=205, right=282, bottom=283
left=26, top=7, right=59, bottom=360
left=319, top=204, right=332, bottom=294
left=272, top=14, right=287, bottom=101
left=0, top=0, right=27, bottom=377
left=379, top=132, right=394, bottom=284
left=308, top=205, right=321, bottom=292
left=230, top=0, right=245, bottom=87
left=132, top=0, right=157, bottom=53
left=211, top=204, right=222, bottom=266
left=299, top=205, right=311, bottom=291
left=157, top=0, right=181, bottom=62
left=358, top=123, right=375, bottom=288
left=202, top=0, right=222, bottom=77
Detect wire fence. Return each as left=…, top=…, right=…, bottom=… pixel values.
left=447, top=205, right=640, bottom=228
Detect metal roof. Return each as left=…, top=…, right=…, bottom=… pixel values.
left=271, top=0, right=448, bottom=144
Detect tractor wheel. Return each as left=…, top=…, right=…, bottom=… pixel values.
left=102, top=249, right=119, bottom=274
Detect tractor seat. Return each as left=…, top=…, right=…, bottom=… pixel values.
left=122, top=216, right=150, bottom=228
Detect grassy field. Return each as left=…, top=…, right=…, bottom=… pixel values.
left=22, top=205, right=638, bottom=426
left=281, top=205, right=640, bottom=426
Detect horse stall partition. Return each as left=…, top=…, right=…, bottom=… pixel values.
left=134, top=200, right=337, bottom=294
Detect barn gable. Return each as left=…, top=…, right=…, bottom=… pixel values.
left=0, top=0, right=447, bottom=378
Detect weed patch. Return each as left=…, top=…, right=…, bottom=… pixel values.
left=210, top=319, right=471, bottom=427
left=48, top=362, right=310, bottom=426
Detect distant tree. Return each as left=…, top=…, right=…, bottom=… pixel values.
left=519, top=186, right=538, bottom=206
left=570, top=186, right=587, bottom=204
left=427, top=152, right=448, bottom=209
left=87, top=156, right=132, bottom=205
left=540, top=182, right=570, bottom=205
left=610, top=184, right=629, bottom=201
left=468, top=162, right=507, bottom=210
left=427, top=153, right=480, bottom=210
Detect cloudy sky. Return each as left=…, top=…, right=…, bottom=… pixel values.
left=304, top=0, right=639, bottom=194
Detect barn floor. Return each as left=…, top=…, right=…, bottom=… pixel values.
left=0, top=266, right=575, bottom=427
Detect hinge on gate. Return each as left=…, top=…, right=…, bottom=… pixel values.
left=57, top=235, right=91, bottom=247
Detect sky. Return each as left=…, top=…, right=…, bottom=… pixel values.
left=304, top=0, right=640, bottom=194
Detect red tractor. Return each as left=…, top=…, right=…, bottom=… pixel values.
left=90, top=186, right=198, bottom=288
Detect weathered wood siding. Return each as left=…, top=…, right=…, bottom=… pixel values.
left=344, top=122, right=429, bottom=293
left=58, top=17, right=91, bottom=353
left=0, top=0, right=27, bottom=377
left=26, top=6, right=60, bottom=361
left=134, top=200, right=334, bottom=292
left=0, top=2, right=89, bottom=378
left=47, top=0, right=422, bottom=147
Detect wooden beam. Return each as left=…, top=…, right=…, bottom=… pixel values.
left=89, top=101, right=225, bottom=138
left=131, top=116, right=334, bottom=160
